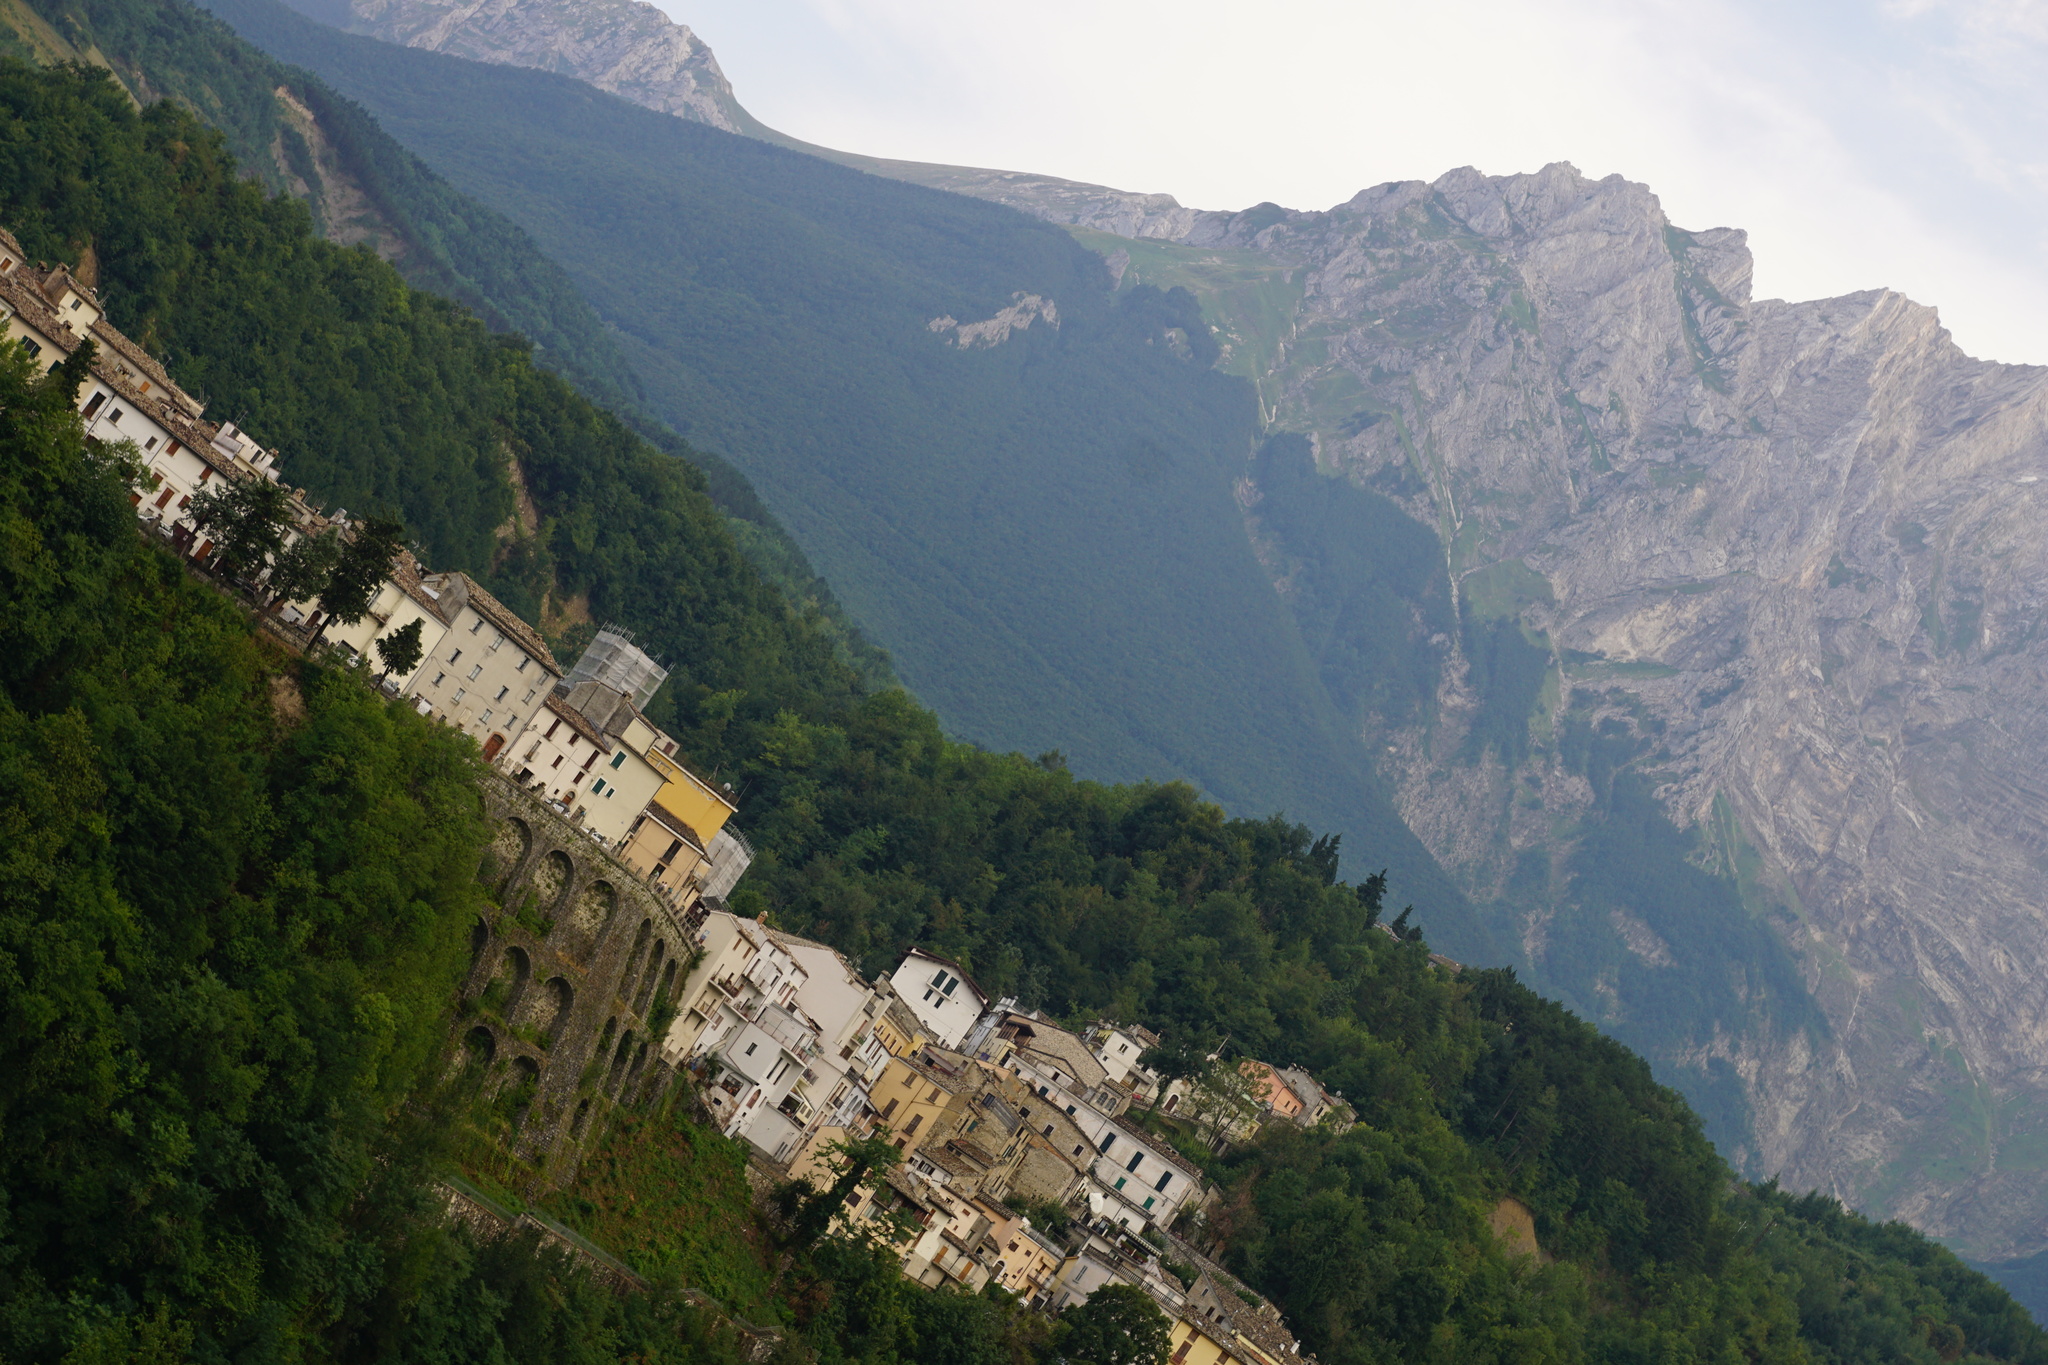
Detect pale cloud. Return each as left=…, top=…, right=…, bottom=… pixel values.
left=664, top=0, right=2048, bottom=363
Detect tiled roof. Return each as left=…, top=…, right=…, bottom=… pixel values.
left=640, top=798, right=707, bottom=854
left=901, top=947, right=986, bottom=1002
left=541, top=691, right=608, bottom=750
left=450, top=572, right=560, bottom=673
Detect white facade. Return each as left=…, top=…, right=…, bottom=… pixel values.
left=402, top=573, right=561, bottom=762
left=889, top=949, right=987, bottom=1049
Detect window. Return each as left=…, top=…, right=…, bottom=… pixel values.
left=82, top=392, right=105, bottom=417
left=1098, top=1132, right=1115, bottom=1154
left=431, top=673, right=446, bottom=688
left=544, top=718, right=561, bottom=740
left=447, top=649, right=462, bottom=664
left=1154, top=1171, right=1172, bottom=1192
left=521, top=689, right=536, bottom=704
left=480, top=710, right=494, bottom=725
left=1113, top=1177, right=1126, bottom=1191
left=1065, top=1105, right=1076, bottom=1115
left=610, top=752, right=626, bottom=769
left=495, top=686, right=509, bottom=702
left=491, top=631, right=504, bottom=648
left=470, top=619, right=484, bottom=634
left=19, top=338, right=40, bottom=358
left=1125, top=1152, right=1142, bottom=1172
left=1043, top=1124, right=1054, bottom=1136
left=516, top=655, right=530, bottom=672
left=745, top=1043, right=758, bottom=1056
left=452, top=689, right=466, bottom=703
left=143, top=437, right=157, bottom=451
left=880, top=1098, right=899, bottom=1119
left=467, top=664, right=482, bottom=680
left=591, top=779, right=607, bottom=796
left=903, top=1113, right=923, bottom=1136
left=105, top=409, right=122, bottom=426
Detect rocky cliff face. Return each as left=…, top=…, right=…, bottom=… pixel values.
left=1047, top=165, right=2048, bottom=1258
left=280, top=0, right=2048, bottom=1259
left=330, top=0, right=746, bottom=130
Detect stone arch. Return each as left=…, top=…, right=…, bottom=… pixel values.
left=620, top=920, right=654, bottom=1001
left=462, top=1025, right=496, bottom=1069
left=570, top=1098, right=593, bottom=1137
left=625, top=1040, right=650, bottom=1095
left=505, top=1054, right=541, bottom=1126
left=487, top=945, right=531, bottom=1019
left=633, top=939, right=667, bottom=1012
left=479, top=817, right=531, bottom=890
left=519, top=976, right=574, bottom=1045
left=468, top=918, right=490, bottom=969
left=529, top=849, right=572, bottom=915
left=606, top=1029, right=636, bottom=1095
left=554, top=878, right=616, bottom=962
left=653, top=959, right=679, bottom=1016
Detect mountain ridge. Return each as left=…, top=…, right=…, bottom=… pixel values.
left=241, top=0, right=2048, bottom=1268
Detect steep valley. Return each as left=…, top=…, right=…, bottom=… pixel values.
left=108, top=0, right=2048, bottom=1266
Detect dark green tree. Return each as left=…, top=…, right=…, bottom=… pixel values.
left=264, top=527, right=339, bottom=615
left=317, top=513, right=405, bottom=633
left=784, top=1134, right=902, bottom=1250
left=376, top=616, right=425, bottom=681
left=188, top=474, right=294, bottom=578
left=1050, top=1285, right=1170, bottom=1365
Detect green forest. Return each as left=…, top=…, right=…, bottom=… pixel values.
left=0, top=50, right=2043, bottom=1364
left=161, top=0, right=1495, bottom=949
left=23, top=0, right=1854, bottom=1221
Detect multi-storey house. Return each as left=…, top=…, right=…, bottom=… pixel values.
left=663, top=910, right=823, bottom=1159
left=402, top=571, right=562, bottom=762
left=889, top=948, right=986, bottom=1049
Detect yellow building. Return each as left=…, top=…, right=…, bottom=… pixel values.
left=1169, top=1317, right=1281, bottom=1365
left=869, top=1054, right=970, bottom=1156
left=646, top=746, right=738, bottom=845
left=872, top=995, right=931, bottom=1059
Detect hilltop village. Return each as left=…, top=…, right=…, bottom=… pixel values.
left=7, top=227, right=1360, bottom=1363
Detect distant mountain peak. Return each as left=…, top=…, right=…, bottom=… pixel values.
left=310, top=0, right=749, bottom=131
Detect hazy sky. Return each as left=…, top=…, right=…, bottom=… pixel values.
left=658, top=0, right=2048, bottom=366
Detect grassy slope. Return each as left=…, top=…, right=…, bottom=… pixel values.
left=191, top=0, right=1501, bottom=959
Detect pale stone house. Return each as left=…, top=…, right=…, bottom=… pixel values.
left=889, top=948, right=987, bottom=1049
left=403, top=572, right=562, bottom=762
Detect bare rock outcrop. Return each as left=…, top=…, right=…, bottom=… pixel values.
left=340, top=0, right=747, bottom=130
left=287, top=0, right=2048, bottom=1257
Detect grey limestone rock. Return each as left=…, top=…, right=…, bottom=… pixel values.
left=305, top=0, right=2048, bottom=1257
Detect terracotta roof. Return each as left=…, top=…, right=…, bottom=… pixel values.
left=448, top=572, right=560, bottom=674
left=639, top=799, right=707, bottom=855
left=901, top=947, right=986, bottom=1003
left=87, top=318, right=198, bottom=417
left=384, top=549, right=450, bottom=623
left=541, top=691, right=608, bottom=750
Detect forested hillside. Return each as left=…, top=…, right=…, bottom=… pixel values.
left=0, top=53, right=2043, bottom=1364
left=148, top=0, right=1514, bottom=953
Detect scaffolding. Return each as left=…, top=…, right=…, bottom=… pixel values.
left=563, top=624, right=668, bottom=710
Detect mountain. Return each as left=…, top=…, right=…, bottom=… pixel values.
left=224, top=0, right=2048, bottom=1266
left=176, top=0, right=1515, bottom=970
left=5, top=9, right=2048, bottom=1358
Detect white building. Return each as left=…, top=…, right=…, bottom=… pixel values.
left=889, top=948, right=987, bottom=1050
left=401, top=572, right=562, bottom=762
